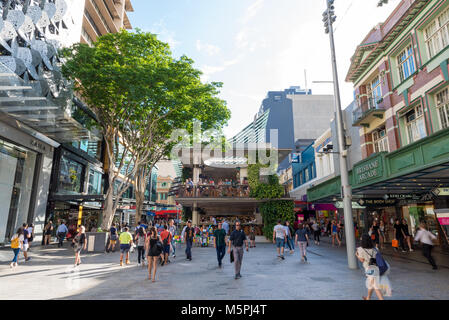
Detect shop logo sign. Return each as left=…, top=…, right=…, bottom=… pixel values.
left=355, top=157, right=383, bottom=185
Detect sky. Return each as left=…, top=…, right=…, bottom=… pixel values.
left=127, top=0, right=402, bottom=138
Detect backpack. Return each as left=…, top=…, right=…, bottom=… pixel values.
left=365, top=248, right=388, bottom=276
left=11, top=236, right=20, bottom=249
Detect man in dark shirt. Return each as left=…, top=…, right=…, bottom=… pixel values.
left=214, top=221, right=227, bottom=268
left=228, top=221, right=248, bottom=279
left=184, top=220, right=194, bottom=261
left=393, top=219, right=407, bottom=252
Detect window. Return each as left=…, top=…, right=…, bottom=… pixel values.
left=397, top=44, right=416, bottom=82
left=436, top=87, right=449, bottom=129
left=366, top=75, right=382, bottom=108
left=424, top=7, right=449, bottom=59
left=404, top=105, right=426, bottom=144
left=372, top=127, right=389, bottom=153
left=58, top=157, right=84, bottom=194
left=88, top=169, right=103, bottom=195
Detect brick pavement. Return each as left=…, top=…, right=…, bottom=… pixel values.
left=1, top=238, right=448, bottom=300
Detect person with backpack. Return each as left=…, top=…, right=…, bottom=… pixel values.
left=107, top=223, right=118, bottom=253
left=10, top=227, right=24, bottom=268
left=22, top=223, right=31, bottom=261
left=414, top=222, right=438, bottom=270
left=72, top=226, right=87, bottom=267
left=160, top=225, right=172, bottom=266
left=356, top=234, right=388, bottom=300
left=135, top=227, right=147, bottom=267
left=146, top=227, right=162, bottom=282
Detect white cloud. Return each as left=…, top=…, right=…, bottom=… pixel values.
left=241, top=0, right=265, bottom=24
left=196, top=40, right=221, bottom=56
left=149, top=19, right=180, bottom=49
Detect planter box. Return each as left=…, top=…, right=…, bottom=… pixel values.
left=84, top=232, right=108, bottom=253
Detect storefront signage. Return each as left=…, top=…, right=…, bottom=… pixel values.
left=354, top=156, right=383, bottom=185
left=30, top=139, right=47, bottom=152
left=384, top=194, right=420, bottom=200
left=431, top=188, right=449, bottom=196
left=436, top=211, right=449, bottom=226
left=357, top=198, right=396, bottom=207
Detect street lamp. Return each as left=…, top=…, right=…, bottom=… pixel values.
left=323, top=0, right=358, bottom=269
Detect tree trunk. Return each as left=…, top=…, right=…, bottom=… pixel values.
left=134, top=164, right=149, bottom=227
left=101, top=132, right=116, bottom=231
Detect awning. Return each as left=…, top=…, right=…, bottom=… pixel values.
left=0, top=62, right=96, bottom=143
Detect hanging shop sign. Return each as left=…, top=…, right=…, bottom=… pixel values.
left=383, top=194, right=420, bottom=200
left=357, top=198, right=396, bottom=207
left=431, top=187, right=449, bottom=197
left=435, top=211, right=449, bottom=226
left=354, top=155, right=384, bottom=186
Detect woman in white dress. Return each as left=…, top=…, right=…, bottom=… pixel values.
left=356, top=234, right=384, bottom=300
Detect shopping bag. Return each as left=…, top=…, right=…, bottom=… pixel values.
left=392, top=239, right=399, bottom=248
left=379, top=275, right=392, bottom=297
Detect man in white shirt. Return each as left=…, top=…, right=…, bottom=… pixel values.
left=273, top=220, right=286, bottom=260
left=414, top=222, right=437, bottom=270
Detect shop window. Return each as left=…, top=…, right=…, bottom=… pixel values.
left=58, top=156, right=84, bottom=194
left=88, top=169, right=103, bottom=195
left=397, top=44, right=416, bottom=82
left=436, top=87, right=449, bottom=129
left=424, top=7, right=449, bottom=59
left=372, top=127, right=389, bottom=153
left=404, top=105, right=426, bottom=144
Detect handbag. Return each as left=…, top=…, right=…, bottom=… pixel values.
left=230, top=249, right=234, bottom=263
left=392, top=239, right=399, bottom=248
left=371, top=234, right=376, bottom=241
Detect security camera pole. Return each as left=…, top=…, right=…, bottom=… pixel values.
left=323, top=0, right=357, bottom=269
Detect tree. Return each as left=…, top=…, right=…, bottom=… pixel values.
left=61, top=30, right=230, bottom=230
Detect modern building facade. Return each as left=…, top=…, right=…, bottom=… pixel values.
left=231, top=86, right=334, bottom=170
left=308, top=0, right=449, bottom=246
left=0, top=0, right=134, bottom=244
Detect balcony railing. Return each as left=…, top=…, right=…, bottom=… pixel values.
left=176, top=184, right=251, bottom=198
left=353, top=97, right=385, bottom=125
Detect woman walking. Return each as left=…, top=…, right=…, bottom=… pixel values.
left=312, top=220, right=320, bottom=245
left=402, top=219, right=413, bottom=252
left=10, top=227, right=24, bottom=268
left=379, top=220, right=386, bottom=249
left=43, top=220, right=53, bottom=246
left=355, top=234, right=384, bottom=300
left=135, top=227, right=147, bottom=267
left=369, top=220, right=380, bottom=249
left=295, top=224, right=309, bottom=263
left=146, top=227, right=162, bottom=282
left=331, top=220, right=341, bottom=247
left=249, top=225, right=256, bottom=248
left=72, top=226, right=87, bottom=267
left=414, top=222, right=437, bottom=270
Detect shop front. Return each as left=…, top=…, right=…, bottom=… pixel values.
left=0, top=118, right=56, bottom=245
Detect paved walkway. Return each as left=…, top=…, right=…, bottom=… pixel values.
left=1, top=239, right=448, bottom=300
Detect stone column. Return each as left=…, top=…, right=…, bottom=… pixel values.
left=192, top=201, right=199, bottom=226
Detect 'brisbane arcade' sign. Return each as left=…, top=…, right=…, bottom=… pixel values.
left=355, top=156, right=383, bottom=185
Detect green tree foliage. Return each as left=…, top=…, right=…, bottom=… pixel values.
left=61, top=30, right=230, bottom=229
left=247, top=164, right=294, bottom=239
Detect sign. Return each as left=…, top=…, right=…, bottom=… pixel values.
left=435, top=211, right=449, bottom=226
left=354, top=156, right=383, bottom=185
left=357, top=198, right=396, bottom=207
left=383, top=194, right=420, bottom=200
left=431, top=187, right=449, bottom=196
left=297, top=214, right=305, bottom=222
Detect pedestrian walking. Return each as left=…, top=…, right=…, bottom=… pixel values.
left=414, top=222, right=438, bottom=270
left=249, top=225, right=256, bottom=248
left=184, top=220, right=194, bottom=261
left=72, top=226, right=87, bottom=267
left=228, top=221, right=249, bottom=279
left=160, top=225, right=172, bottom=266
left=402, top=219, right=413, bottom=252
left=331, top=220, right=341, bottom=247
left=56, top=220, right=68, bottom=248
left=135, top=227, right=147, bottom=267
left=27, top=224, right=34, bottom=251
left=355, top=234, right=385, bottom=300
left=284, top=221, right=295, bottom=254
left=295, top=224, right=309, bottom=263
left=369, top=220, right=380, bottom=249
left=169, top=219, right=177, bottom=258
left=43, top=220, right=53, bottom=246
left=119, top=227, right=133, bottom=266
left=379, top=220, right=386, bottom=249
left=222, top=219, right=230, bottom=236
left=213, top=221, right=227, bottom=267
left=326, top=219, right=332, bottom=237
left=107, top=223, right=118, bottom=253
left=146, top=227, right=162, bottom=282
left=10, top=227, right=24, bottom=268
left=393, top=219, right=407, bottom=252
left=273, top=219, right=286, bottom=260
left=312, top=220, right=320, bottom=245
left=22, top=223, right=31, bottom=261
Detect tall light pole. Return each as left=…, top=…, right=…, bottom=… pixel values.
left=323, top=0, right=358, bottom=269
